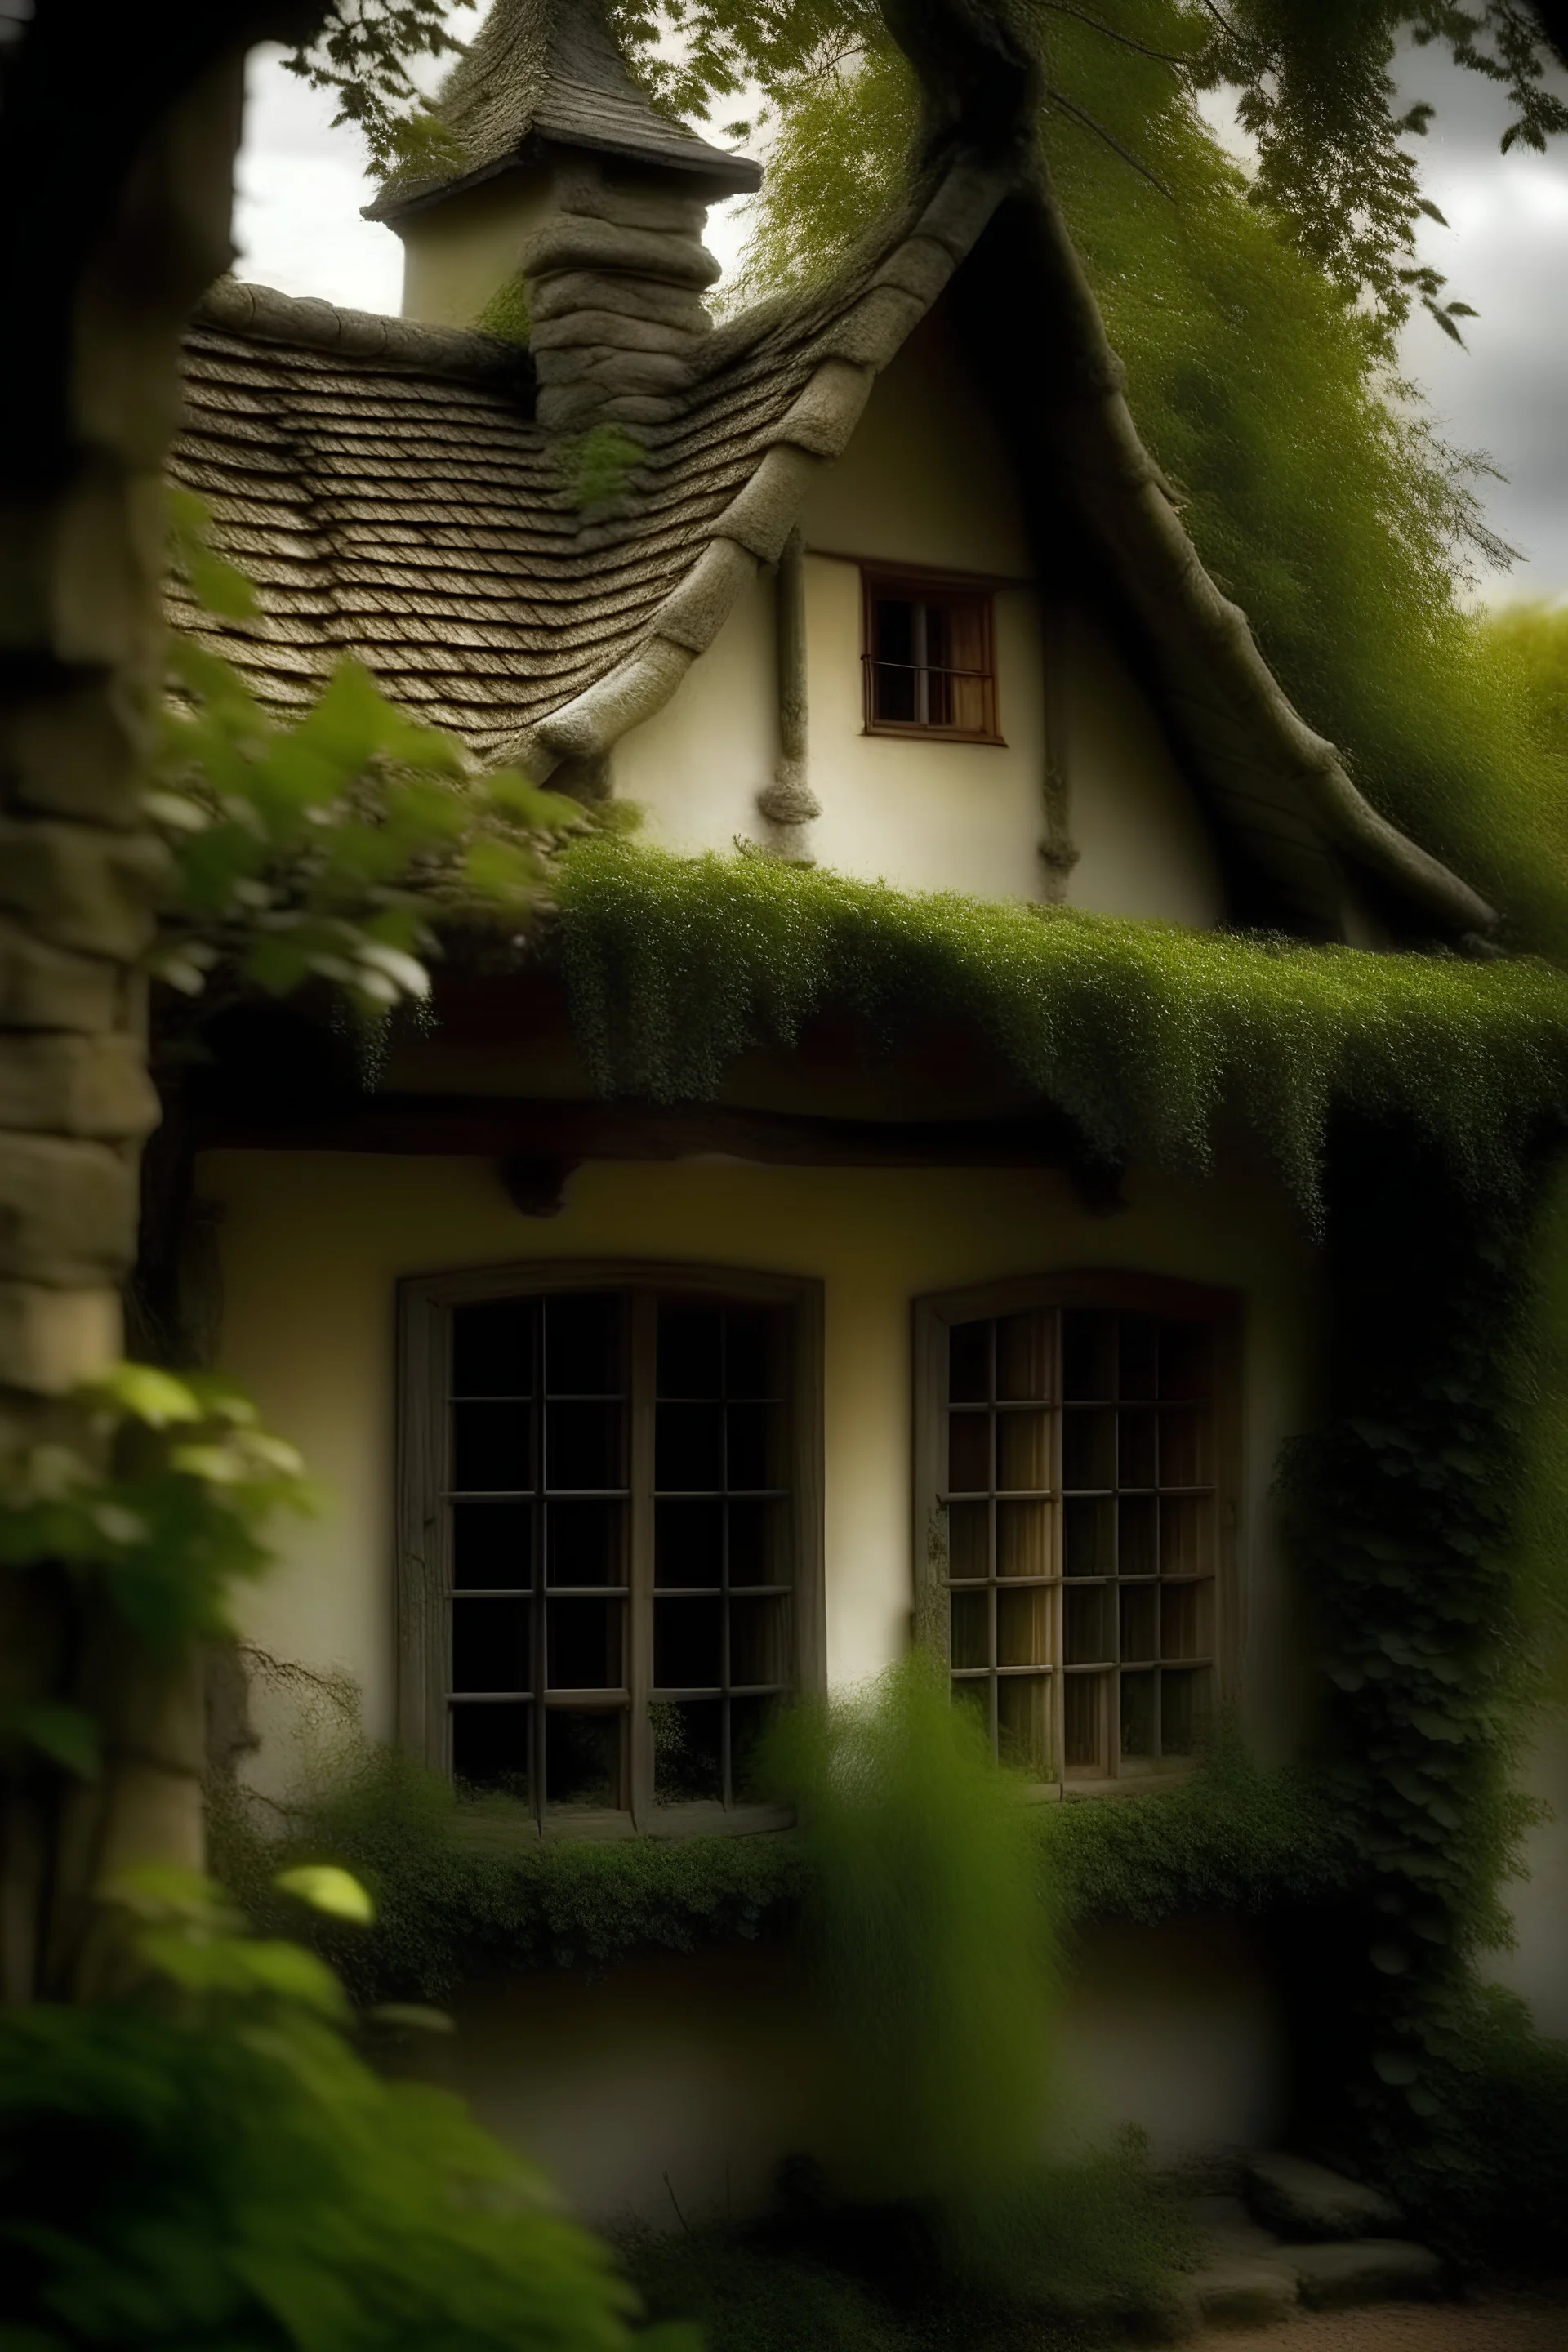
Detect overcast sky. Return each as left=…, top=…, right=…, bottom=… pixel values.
left=233, top=33, right=1568, bottom=601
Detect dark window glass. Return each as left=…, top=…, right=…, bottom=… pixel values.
left=452, top=1300, right=532, bottom=1396
left=546, top=1597, right=623, bottom=1690
left=452, top=1598, right=529, bottom=1694
left=546, top=1293, right=621, bottom=1395
left=872, top=597, right=917, bottom=722
left=452, top=1701, right=530, bottom=1797
left=452, top=1402, right=530, bottom=1493
left=546, top=1710, right=618, bottom=1808
left=652, top=1699, right=722, bottom=1804
left=546, top=1499, right=622, bottom=1588
left=948, top=1320, right=990, bottom=1404
left=656, top=1499, right=724, bottom=1588
left=546, top=1401, right=621, bottom=1491
left=726, top=1311, right=774, bottom=1400
left=728, top=1498, right=788, bottom=1588
left=657, top=1401, right=723, bottom=1491
left=657, top=1306, right=723, bottom=1397
left=452, top=1501, right=532, bottom=1590
left=654, top=1596, right=724, bottom=1690
left=432, top=1281, right=801, bottom=1821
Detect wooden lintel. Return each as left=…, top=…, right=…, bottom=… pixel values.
left=193, top=1093, right=1125, bottom=1205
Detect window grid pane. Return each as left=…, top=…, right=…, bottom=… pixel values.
left=446, top=1292, right=632, bottom=1816
left=943, top=1305, right=1216, bottom=1782
left=652, top=1302, right=792, bottom=1809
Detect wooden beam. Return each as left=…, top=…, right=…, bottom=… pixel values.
left=193, top=1094, right=1127, bottom=1209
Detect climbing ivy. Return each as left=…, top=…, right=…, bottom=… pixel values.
left=1276, top=1129, right=1568, bottom=2263
left=551, top=840, right=1568, bottom=1223
left=211, top=1735, right=1348, bottom=2007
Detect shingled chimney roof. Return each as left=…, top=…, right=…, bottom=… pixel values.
left=365, top=0, right=761, bottom=222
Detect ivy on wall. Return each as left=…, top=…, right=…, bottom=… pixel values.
left=1276, top=1129, right=1568, bottom=2261
left=207, top=845, right=1568, bottom=2261
left=212, top=1740, right=1348, bottom=2006
left=551, top=843, right=1568, bottom=1222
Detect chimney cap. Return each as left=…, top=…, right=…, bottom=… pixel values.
left=365, top=0, right=762, bottom=223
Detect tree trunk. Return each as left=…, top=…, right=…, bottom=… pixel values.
left=0, top=4, right=297, bottom=2002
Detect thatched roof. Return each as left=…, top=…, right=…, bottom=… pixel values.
left=172, top=149, right=1495, bottom=944
left=363, top=0, right=760, bottom=221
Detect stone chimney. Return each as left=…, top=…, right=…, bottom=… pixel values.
left=364, top=0, right=759, bottom=431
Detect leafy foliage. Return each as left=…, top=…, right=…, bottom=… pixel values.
left=283, top=0, right=469, bottom=180
left=0, top=1367, right=314, bottom=1785
left=1276, top=1130, right=1568, bottom=2261
left=210, top=1713, right=1348, bottom=2004
left=552, top=840, right=1568, bottom=1223
left=1188, top=2, right=1568, bottom=347
left=160, top=491, right=587, bottom=1014
left=0, top=1864, right=682, bottom=2352
left=625, top=2136, right=1192, bottom=2352
left=712, top=6, right=1568, bottom=960
left=602, top=2, right=1568, bottom=341
left=763, top=1655, right=1058, bottom=2231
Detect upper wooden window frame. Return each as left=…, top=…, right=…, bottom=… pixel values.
left=397, top=1258, right=825, bottom=1842
left=861, top=564, right=1004, bottom=746
left=912, top=1269, right=1243, bottom=1797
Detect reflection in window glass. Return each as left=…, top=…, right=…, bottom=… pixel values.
left=941, top=1303, right=1218, bottom=1784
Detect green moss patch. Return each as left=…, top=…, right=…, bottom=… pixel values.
left=554, top=842, right=1568, bottom=1220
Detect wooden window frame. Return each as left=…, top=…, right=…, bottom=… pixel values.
left=861, top=564, right=1004, bottom=745
left=398, top=1259, right=825, bottom=1841
left=912, top=1270, right=1241, bottom=1796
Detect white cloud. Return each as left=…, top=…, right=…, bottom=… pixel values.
left=234, top=33, right=752, bottom=314
left=234, top=30, right=1568, bottom=595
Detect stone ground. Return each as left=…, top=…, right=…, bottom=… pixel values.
left=1192, top=2288, right=1568, bottom=2350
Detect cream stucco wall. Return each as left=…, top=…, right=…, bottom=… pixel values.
left=396, top=173, right=550, bottom=328
left=204, top=1147, right=1316, bottom=1763
left=613, top=296, right=1231, bottom=923
left=408, top=1918, right=1281, bottom=2225
left=1058, top=607, right=1228, bottom=928
left=205, top=1143, right=1316, bottom=2212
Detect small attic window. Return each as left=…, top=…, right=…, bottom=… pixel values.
left=862, top=568, right=1000, bottom=743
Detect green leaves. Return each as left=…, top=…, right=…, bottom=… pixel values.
left=158, top=493, right=592, bottom=1020
left=552, top=840, right=1568, bottom=1224
left=276, top=1867, right=376, bottom=1927
left=0, top=1699, right=100, bottom=1778
left=0, top=1364, right=314, bottom=1650
left=282, top=0, right=468, bottom=179
left=0, top=1849, right=657, bottom=2350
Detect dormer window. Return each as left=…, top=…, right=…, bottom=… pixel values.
left=862, top=568, right=1000, bottom=743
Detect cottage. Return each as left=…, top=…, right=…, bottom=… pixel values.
left=164, top=0, right=1564, bottom=2228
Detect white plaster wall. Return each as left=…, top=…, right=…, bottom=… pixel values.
left=398, top=173, right=550, bottom=327
left=1494, top=1717, right=1568, bottom=2042
left=411, top=1918, right=1281, bottom=2225
left=612, top=296, right=1230, bottom=922
left=803, top=562, right=1052, bottom=902
left=1060, top=608, right=1229, bottom=929
left=204, top=1147, right=1316, bottom=1765
left=610, top=571, right=778, bottom=853
left=203, top=1144, right=1317, bottom=2210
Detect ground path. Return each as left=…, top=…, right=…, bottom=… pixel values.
left=1192, top=2290, right=1568, bottom=2351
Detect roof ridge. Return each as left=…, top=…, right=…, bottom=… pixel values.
left=502, top=149, right=1017, bottom=782
left=192, top=279, right=533, bottom=391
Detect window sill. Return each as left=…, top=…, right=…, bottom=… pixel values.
left=862, top=723, right=1008, bottom=747
left=1052, top=1762, right=1200, bottom=1803
left=450, top=1797, right=794, bottom=1851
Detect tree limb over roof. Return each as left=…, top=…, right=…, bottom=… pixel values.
left=364, top=0, right=761, bottom=222
left=173, top=0, right=1498, bottom=947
